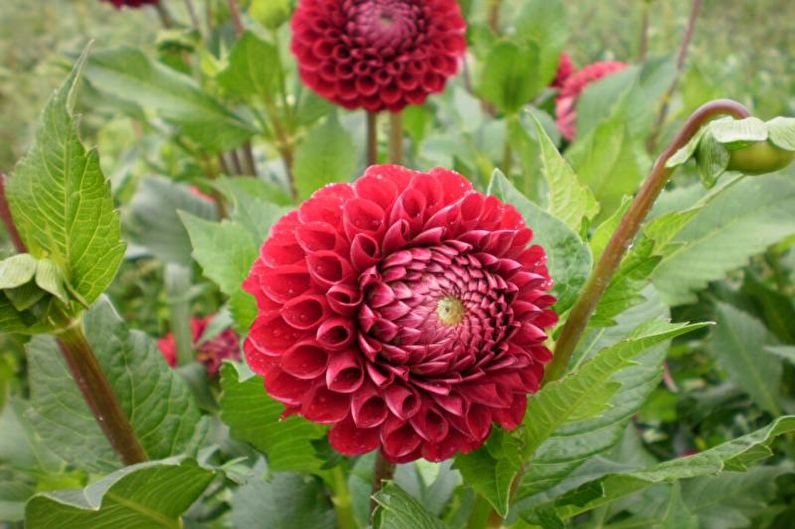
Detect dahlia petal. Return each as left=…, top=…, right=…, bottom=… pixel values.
left=494, top=394, right=528, bottom=431
left=343, top=198, right=386, bottom=241
left=350, top=233, right=382, bottom=271
left=410, top=405, right=449, bottom=443
left=281, top=340, right=329, bottom=380
left=306, top=250, right=354, bottom=289
left=296, top=221, right=345, bottom=253
left=327, top=284, right=363, bottom=316
left=381, top=418, right=422, bottom=458
left=249, top=313, right=306, bottom=354
left=264, top=367, right=313, bottom=406
left=260, top=265, right=311, bottom=304
left=328, top=417, right=380, bottom=455
left=302, top=385, right=350, bottom=424
left=281, top=295, right=328, bottom=330
left=326, top=349, right=365, bottom=393
left=351, top=384, right=389, bottom=428
left=316, top=317, right=356, bottom=351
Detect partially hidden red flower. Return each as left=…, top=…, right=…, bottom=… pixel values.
left=158, top=316, right=241, bottom=376
left=555, top=61, right=628, bottom=141
left=243, top=165, right=558, bottom=463
left=550, top=53, right=576, bottom=90
left=100, top=0, right=159, bottom=8
left=290, top=0, right=467, bottom=112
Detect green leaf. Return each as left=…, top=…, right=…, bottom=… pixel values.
left=532, top=116, right=598, bottom=232
left=34, top=259, right=69, bottom=304
left=710, top=116, right=768, bottom=145
left=217, top=31, right=279, bottom=101
left=479, top=40, right=539, bottom=115
left=25, top=458, right=215, bottom=529
left=767, top=116, right=795, bottom=151
left=589, top=196, right=631, bottom=262
left=695, top=132, right=730, bottom=188
left=656, top=483, right=699, bottom=529
left=0, top=254, right=37, bottom=289
left=26, top=297, right=207, bottom=473
left=765, top=345, right=795, bottom=365
left=373, top=482, right=448, bottom=529
left=180, top=213, right=259, bottom=331
left=127, top=176, right=219, bottom=266
left=666, top=128, right=707, bottom=169
left=709, top=303, right=782, bottom=415
left=293, top=114, right=356, bottom=199
left=219, top=363, right=327, bottom=472
left=487, top=170, right=591, bottom=313
left=7, top=46, right=125, bottom=308
left=229, top=472, right=336, bottom=529
left=86, top=47, right=257, bottom=152
left=525, top=416, right=795, bottom=521
left=514, top=0, right=568, bottom=88
left=652, top=175, right=795, bottom=305
left=210, top=178, right=291, bottom=244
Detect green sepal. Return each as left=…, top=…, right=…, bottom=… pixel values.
left=0, top=254, right=38, bottom=289
left=695, top=131, right=730, bottom=188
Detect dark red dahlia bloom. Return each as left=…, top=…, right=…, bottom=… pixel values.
left=243, top=165, right=558, bottom=463
left=555, top=61, right=628, bottom=141
left=290, top=0, right=467, bottom=112
left=158, top=316, right=241, bottom=376
left=101, top=0, right=159, bottom=8
left=550, top=53, right=576, bottom=90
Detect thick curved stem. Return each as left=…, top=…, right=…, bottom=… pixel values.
left=545, top=99, right=751, bottom=383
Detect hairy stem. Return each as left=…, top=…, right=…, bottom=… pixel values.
left=388, top=112, right=404, bottom=164
left=57, top=318, right=149, bottom=465
left=366, top=111, right=378, bottom=166
left=546, top=99, right=751, bottom=383
left=227, top=0, right=245, bottom=37
left=370, top=451, right=396, bottom=517
left=0, top=172, right=27, bottom=253
left=647, top=0, right=703, bottom=152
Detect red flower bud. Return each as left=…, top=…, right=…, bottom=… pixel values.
left=158, top=316, right=241, bottom=376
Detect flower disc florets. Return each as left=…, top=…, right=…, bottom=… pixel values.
left=556, top=61, right=628, bottom=141
left=244, top=166, right=558, bottom=463
left=290, top=0, right=467, bottom=112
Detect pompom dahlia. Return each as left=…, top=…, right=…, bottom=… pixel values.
left=158, top=316, right=241, bottom=376
left=550, top=53, right=576, bottom=90
left=100, top=0, right=159, bottom=8
left=243, top=165, right=558, bottom=463
left=555, top=61, right=628, bottom=141
left=290, top=0, right=467, bottom=112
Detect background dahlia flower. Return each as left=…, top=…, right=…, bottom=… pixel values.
left=555, top=61, right=628, bottom=141
left=158, top=316, right=241, bottom=376
left=100, top=0, right=160, bottom=8
left=290, top=0, right=467, bottom=112
left=550, top=53, right=577, bottom=90
left=244, top=165, right=558, bottom=463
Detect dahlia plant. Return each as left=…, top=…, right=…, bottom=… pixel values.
left=1, top=1, right=795, bottom=529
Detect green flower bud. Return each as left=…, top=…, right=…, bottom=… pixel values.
left=250, top=0, right=290, bottom=29
left=726, top=141, right=795, bottom=175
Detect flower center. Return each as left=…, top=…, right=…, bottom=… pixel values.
left=353, top=0, right=418, bottom=53
left=436, top=296, right=465, bottom=326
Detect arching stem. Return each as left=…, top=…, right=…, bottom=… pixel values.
left=545, top=99, right=751, bottom=383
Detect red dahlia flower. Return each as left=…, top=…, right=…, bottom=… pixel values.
left=101, top=0, right=159, bottom=8
left=550, top=53, right=576, bottom=90
left=555, top=61, right=628, bottom=141
left=243, top=165, right=558, bottom=463
left=158, top=316, right=241, bottom=376
left=290, top=0, right=467, bottom=112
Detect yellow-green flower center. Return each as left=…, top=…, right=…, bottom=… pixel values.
left=436, top=296, right=465, bottom=326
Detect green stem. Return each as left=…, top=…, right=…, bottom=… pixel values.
left=388, top=112, right=404, bottom=164
left=465, top=495, right=494, bottom=529
left=545, top=99, right=751, bottom=383
left=56, top=318, right=148, bottom=465
left=152, top=2, right=174, bottom=29
left=366, top=111, right=378, bottom=166
left=165, top=264, right=194, bottom=367
left=329, top=466, right=357, bottom=529
left=370, top=451, right=396, bottom=517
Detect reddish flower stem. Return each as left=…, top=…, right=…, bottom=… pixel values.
left=227, top=0, right=245, bottom=37
left=242, top=140, right=258, bottom=176
left=184, top=0, right=202, bottom=32
left=487, top=0, right=501, bottom=34
left=366, top=111, right=378, bottom=166
left=388, top=112, right=404, bottom=164
left=0, top=172, right=27, bottom=253
left=369, top=450, right=396, bottom=517
left=545, top=99, right=751, bottom=383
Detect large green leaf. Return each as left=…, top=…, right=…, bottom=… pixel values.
left=479, top=40, right=539, bottom=115
left=373, top=482, right=448, bottom=529
left=85, top=47, right=257, bottom=152
left=229, top=472, right=336, bottom=529
left=522, top=416, right=795, bottom=522
left=532, top=117, right=598, bottom=232
left=217, top=31, right=279, bottom=101
left=514, top=0, right=568, bottom=89
left=25, top=458, right=215, bottom=529
left=219, top=363, right=327, bottom=473
left=709, top=303, right=782, bottom=415
left=294, top=114, right=356, bottom=200
left=488, top=170, right=591, bottom=313
left=126, top=176, right=218, bottom=266
left=652, top=175, right=795, bottom=305
left=26, top=297, right=207, bottom=473
left=6, top=46, right=124, bottom=312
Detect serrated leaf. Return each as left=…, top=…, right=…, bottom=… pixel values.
left=533, top=116, right=598, bottom=232
left=25, top=458, right=215, bottom=529
left=229, top=473, right=336, bottom=529
left=293, top=114, right=356, bottom=199
left=479, top=40, right=539, bottom=115
left=217, top=31, right=279, bottom=101
left=589, top=196, right=631, bottom=262
left=210, top=179, right=291, bottom=244
left=709, top=116, right=768, bottom=145
left=0, top=254, right=37, bottom=289
left=709, top=303, right=782, bottom=415
left=524, top=416, right=795, bottom=521
left=219, top=363, right=327, bottom=472
left=7, top=47, right=125, bottom=308
left=652, top=175, right=795, bottom=305
left=373, top=482, right=448, bottom=529
left=487, top=170, right=591, bottom=313
left=127, top=176, right=218, bottom=266
left=26, top=297, right=207, bottom=473
left=86, top=47, right=257, bottom=152
left=767, top=116, right=795, bottom=151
